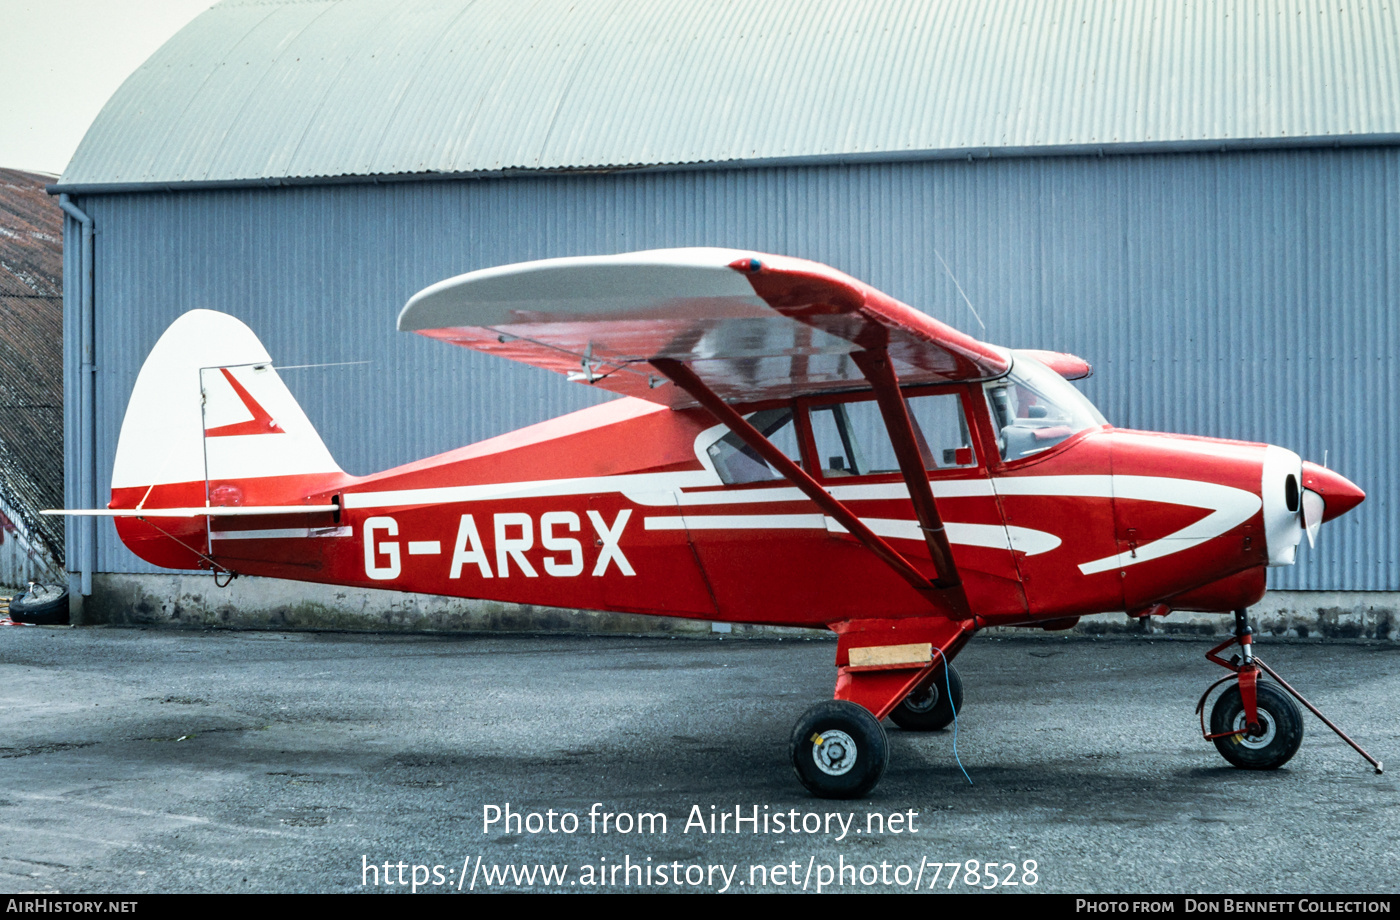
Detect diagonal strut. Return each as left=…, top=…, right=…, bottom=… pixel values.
left=851, top=348, right=963, bottom=590
left=651, top=357, right=967, bottom=615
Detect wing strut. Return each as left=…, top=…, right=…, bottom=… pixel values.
left=851, top=349, right=963, bottom=591
left=651, top=358, right=968, bottom=615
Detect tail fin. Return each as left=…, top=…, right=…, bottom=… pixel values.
left=110, top=310, right=344, bottom=568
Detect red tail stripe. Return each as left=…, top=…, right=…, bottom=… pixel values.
left=205, top=368, right=285, bottom=438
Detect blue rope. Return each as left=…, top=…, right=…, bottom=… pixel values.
left=933, top=647, right=974, bottom=786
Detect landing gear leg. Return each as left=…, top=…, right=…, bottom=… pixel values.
left=1196, top=607, right=1382, bottom=773
left=1199, top=609, right=1302, bottom=769
left=789, top=616, right=976, bottom=798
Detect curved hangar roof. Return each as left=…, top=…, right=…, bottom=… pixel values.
left=61, top=0, right=1400, bottom=189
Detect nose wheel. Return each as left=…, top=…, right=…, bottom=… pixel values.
left=1197, top=608, right=1382, bottom=774
left=1208, top=682, right=1304, bottom=769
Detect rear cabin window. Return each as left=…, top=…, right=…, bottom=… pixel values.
left=707, top=407, right=803, bottom=485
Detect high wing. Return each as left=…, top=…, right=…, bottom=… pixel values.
left=398, top=248, right=1009, bottom=407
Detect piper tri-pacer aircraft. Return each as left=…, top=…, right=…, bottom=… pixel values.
left=55, top=248, right=1377, bottom=797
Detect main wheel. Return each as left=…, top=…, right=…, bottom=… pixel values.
left=889, top=663, right=964, bottom=731
left=8, top=584, right=68, bottom=625
left=1209, top=682, right=1304, bottom=770
left=790, top=700, right=888, bottom=799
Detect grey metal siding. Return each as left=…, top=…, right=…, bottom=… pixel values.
left=74, top=147, right=1398, bottom=589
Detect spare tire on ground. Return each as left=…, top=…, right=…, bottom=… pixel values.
left=9, top=584, right=69, bottom=625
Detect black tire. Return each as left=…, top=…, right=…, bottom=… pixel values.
left=790, top=700, right=888, bottom=799
left=9, top=584, right=69, bottom=625
left=1210, top=682, right=1304, bottom=770
left=889, top=663, right=964, bottom=731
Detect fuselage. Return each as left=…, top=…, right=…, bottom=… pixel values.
left=114, top=353, right=1363, bottom=630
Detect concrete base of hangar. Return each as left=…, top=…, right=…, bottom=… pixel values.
left=76, top=572, right=732, bottom=637
left=68, top=573, right=1400, bottom=642
left=1075, top=591, right=1400, bottom=641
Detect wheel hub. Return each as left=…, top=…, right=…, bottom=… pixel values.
left=1232, top=710, right=1276, bottom=749
left=812, top=730, right=858, bottom=776
left=903, top=681, right=940, bottom=714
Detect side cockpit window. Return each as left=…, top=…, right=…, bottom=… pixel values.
left=906, top=392, right=977, bottom=470
left=810, top=402, right=880, bottom=476
left=810, top=392, right=975, bottom=478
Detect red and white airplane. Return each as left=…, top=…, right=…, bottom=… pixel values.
left=56, top=248, right=1374, bottom=797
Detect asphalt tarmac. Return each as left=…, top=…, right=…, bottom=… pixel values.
left=1, top=626, right=1397, bottom=894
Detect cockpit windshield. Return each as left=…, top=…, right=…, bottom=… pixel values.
left=984, top=352, right=1108, bottom=461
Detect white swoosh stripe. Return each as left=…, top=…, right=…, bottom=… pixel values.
left=646, top=514, right=822, bottom=531
left=210, top=525, right=351, bottom=541
left=1072, top=476, right=1260, bottom=575
left=344, top=470, right=719, bottom=509
left=647, top=480, right=997, bottom=507
left=645, top=514, right=1061, bottom=557
left=343, top=470, right=1256, bottom=575
left=994, top=474, right=1260, bottom=575
left=345, top=472, right=997, bottom=510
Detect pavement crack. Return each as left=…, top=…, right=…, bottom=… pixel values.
left=0, top=742, right=98, bottom=758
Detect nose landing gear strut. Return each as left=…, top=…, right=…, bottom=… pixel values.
left=1196, top=608, right=1383, bottom=773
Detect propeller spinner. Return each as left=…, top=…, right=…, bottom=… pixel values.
left=1300, top=460, right=1365, bottom=547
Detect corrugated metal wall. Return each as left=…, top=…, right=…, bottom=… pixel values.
left=63, top=0, right=1400, bottom=185
left=0, top=491, right=60, bottom=586
left=68, top=146, right=1399, bottom=589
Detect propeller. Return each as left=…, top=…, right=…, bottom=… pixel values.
left=1300, top=487, right=1325, bottom=548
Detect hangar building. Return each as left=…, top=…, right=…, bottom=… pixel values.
left=53, top=0, right=1400, bottom=634
left=0, top=169, right=64, bottom=586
